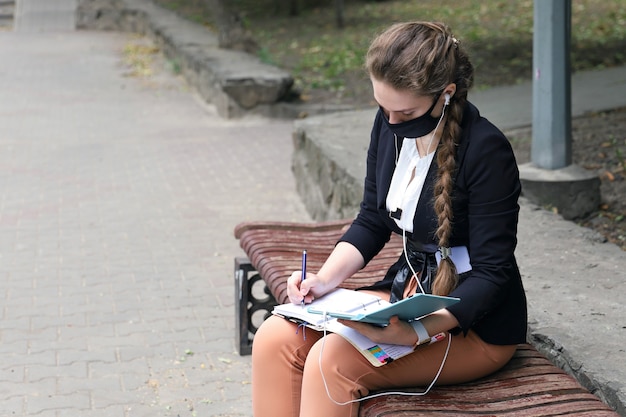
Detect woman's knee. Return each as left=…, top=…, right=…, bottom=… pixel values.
left=303, top=334, right=370, bottom=389
left=301, top=335, right=371, bottom=414
left=305, top=334, right=344, bottom=372
left=253, top=315, right=295, bottom=357
left=253, top=315, right=323, bottom=368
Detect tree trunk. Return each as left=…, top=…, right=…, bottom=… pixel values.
left=202, top=0, right=259, bottom=54
left=289, top=0, right=299, bottom=16
left=335, top=0, right=344, bottom=29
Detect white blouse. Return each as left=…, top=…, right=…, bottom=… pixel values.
left=386, top=137, right=435, bottom=232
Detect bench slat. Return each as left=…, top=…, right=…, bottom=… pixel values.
left=238, top=222, right=402, bottom=304
left=358, top=346, right=618, bottom=416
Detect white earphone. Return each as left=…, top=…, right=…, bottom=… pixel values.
left=444, top=93, right=451, bottom=106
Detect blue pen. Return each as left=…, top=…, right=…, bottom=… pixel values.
left=301, top=250, right=307, bottom=307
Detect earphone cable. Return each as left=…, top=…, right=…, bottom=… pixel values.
left=317, top=96, right=452, bottom=406
left=318, top=313, right=452, bottom=406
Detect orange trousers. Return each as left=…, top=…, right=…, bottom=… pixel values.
left=252, top=314, right=516, bottom=417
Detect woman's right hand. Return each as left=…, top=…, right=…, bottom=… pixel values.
left=286, top=270, right=330, bottom=305
left=286, top=241, right=365, bottom=305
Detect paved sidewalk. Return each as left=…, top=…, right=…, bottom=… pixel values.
left=14, top=0, right=76, bottom=32
left=0, top=29, right=308, bottom=417
left=468, top=64, right=626, bottom=130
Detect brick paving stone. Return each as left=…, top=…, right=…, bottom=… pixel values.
left=0, top=21, right=309, bottom=417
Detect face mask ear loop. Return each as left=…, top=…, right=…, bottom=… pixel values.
left=423, top=98, right=448, bottom=155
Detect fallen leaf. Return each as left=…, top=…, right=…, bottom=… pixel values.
left=604, top=171, right=616, bottom=181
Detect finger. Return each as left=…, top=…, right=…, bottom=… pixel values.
left=299, top=279, right=310, bottom=296
left=287, top=271, right=303, bottom=287
left=337, top=319, right=355, bottom=328
left=338, top=319, right=368, bottom=333
left=287, top=273, right=304, bottom=304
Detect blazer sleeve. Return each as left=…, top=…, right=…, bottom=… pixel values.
left=446, top=121, right=522, bottom=334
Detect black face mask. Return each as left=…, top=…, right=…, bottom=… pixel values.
left=381, top=97, right=440, bottom=138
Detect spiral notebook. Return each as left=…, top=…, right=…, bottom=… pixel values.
left=272, top=289, right=381, bottom=330
left=272, top=288, right=458, bottom=366
left=307, top=292, right=459, bottom=325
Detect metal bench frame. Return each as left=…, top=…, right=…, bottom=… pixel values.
left=234, top=257, right=277, bottom=355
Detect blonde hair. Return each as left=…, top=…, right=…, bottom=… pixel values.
left=366, top=22, right=474, bottom=296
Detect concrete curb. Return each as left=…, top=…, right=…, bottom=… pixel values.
left=76, top=0, right=296, bottom=118
left=518, top=200, right=626, bottom=415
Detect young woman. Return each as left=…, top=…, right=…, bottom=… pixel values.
left=252, top=21, right=527, bottom=417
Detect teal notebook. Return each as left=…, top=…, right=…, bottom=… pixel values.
left=307, top=293, right=459, bottom=325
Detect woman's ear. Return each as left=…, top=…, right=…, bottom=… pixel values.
left=443, top=83, right=457, bottom=102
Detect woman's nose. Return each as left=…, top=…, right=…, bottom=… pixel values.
left=388, top=112, right=402, bottom=124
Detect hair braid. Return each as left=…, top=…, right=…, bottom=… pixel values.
left=432, top=99, right=464, bottom=295
left=433, top=38, right=473, bottom=296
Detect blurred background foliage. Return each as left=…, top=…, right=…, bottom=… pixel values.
left=153, top=0, right=626, bottom=106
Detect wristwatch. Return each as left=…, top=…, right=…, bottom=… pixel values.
left=411, top=320, right=430, bottom=350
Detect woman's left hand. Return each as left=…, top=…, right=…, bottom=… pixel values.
left=338, top=316, right=417, bottom=346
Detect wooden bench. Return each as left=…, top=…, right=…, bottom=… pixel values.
left=234, top=219, right=404, bottom=355
left=233, top=220, right=620, bottom=417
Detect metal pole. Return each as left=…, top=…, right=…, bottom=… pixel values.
left=531, top=0, right=572, bottom=169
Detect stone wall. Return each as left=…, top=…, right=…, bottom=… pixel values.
left=292, top=109, right=376, bottom=221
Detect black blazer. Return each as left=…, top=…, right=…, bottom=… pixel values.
left=340, top=102, right=527, bottom=345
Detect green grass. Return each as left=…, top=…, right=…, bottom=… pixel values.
left=154, top=0, right=626, bottom=102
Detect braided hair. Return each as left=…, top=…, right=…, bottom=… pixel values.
left=366, top=22, right=474, bottom=296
